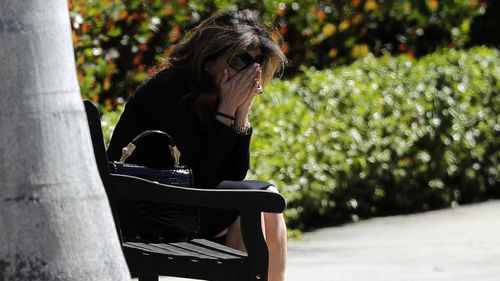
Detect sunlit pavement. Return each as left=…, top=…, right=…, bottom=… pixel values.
left=286, top=200, right=500, bottom=281
left=158, top=200, right=500, bottom=281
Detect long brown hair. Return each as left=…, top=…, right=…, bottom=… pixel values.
left=151, top=10, right=287, bottom=117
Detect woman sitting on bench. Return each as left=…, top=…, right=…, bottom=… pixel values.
left=107, top=9, right=288, bottom=281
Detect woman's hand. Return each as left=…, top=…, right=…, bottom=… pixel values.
left=217, top=63, right=261, bottom=116
left=234, top=67, right=262, bottom=127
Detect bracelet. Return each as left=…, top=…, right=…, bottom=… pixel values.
left=215, top=111, right=235, bottom=121
left=232, top=123, right=252, bottom=135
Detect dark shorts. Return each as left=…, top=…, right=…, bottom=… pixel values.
left=197, top=207, right=240, bottom=238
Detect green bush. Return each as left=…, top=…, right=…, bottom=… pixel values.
left=102, top=47, right=499, bottom=230
left=70, top=0, right=486, bottom=104
left=249, top=46, right=500, bottom=229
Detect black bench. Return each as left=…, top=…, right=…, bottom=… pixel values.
left=84, top=100, right=286, bottom=281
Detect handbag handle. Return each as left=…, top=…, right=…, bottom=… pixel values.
left=119, top=130, right=182, bottom=168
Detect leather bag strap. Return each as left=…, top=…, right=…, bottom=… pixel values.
left=119, top=130, right=182, bottom=168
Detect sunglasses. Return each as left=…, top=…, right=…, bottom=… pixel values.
left=227, top=52, right=265, bottom=71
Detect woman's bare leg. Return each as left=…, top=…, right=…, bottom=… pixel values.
left=263, top=186, right=287, bottom=281
left=224, top=186, right=287, bottom=281
left=225, top=216, right=246, bottom=251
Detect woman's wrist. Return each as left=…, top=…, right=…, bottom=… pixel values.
left=234, top=107, right=250, bottom=127
left=233, top=109, right=252, bottom=135
left=215, top=115, right=232, bottom=127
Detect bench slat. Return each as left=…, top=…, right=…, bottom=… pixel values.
left=149, top=243, right=218, bottom=260
left=126, top=242, right=218, bottom=260
left=125, top=242, right=190, bottom=256
left=123, top=242, right=190, bottom=257
left=191, top=239, right=248, bottom=257
left=167, top=241, right=244, bottom=260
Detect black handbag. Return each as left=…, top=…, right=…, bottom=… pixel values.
left=109, top=130, right=200, bottom=241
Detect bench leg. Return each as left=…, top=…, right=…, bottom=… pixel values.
left=138, top=275, right=159, bottom=281
left=241, top=211, right=269, bottom=281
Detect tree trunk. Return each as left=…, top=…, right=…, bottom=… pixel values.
left=0, top=0, right=130, bottom=280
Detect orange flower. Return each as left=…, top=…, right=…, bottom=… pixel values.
left=119, top=10, right=128, bottom=20
left=428, top=0, right=439, bottom=11
left=352, top=14, right=363, bottom=25
left=106, top=20, right=114, bottom=30
left=351, top=0, right=361, bottom=8
left=328, top=48, right=338, bottom=58
left=351, top=44, right=369, bottom=58
left=77, top=54, right=85, bottom=64
left=133, top=54, right=142, bottom=66
left=315, top=9, right=326, bottom=21
left=322, top=23, right=337, bottom=37
left=139, top=44, right=148, bottom=52
left=81, top=22, right=88, bottom=33
left=169, top=25, right=181, bottom=42
left=163, top=5, right=174, bottom=16
left=364, top=0, right=379, bottom=11
left=130, top=12, right=141, bottom=21
left=103, top=75, right=111, bottom=91
left=339, top=20, right=350, bottom=31
left=279, top=24, right=288, bottom=35
left=282, top=42, right=290, bottom=55
left=77, top=73, right=84, bottom=83
left=72, top=31, right=78, bottom=44
left=104, top=99, right=112, bottom=111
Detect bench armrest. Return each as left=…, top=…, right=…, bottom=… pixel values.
left=110, top=174, right=286, bottom=213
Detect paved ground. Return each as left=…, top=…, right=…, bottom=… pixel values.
left=159, top=200, right=500, bottom=281
left=286, top=200, right=500, bottom=281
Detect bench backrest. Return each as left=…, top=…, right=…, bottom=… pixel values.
left=84, top=100, right=124, bottom=242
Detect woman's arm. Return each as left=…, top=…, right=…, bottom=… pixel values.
left=193, top=119, right=250, bottom=188
left=217, top=133, right=251, bottom=181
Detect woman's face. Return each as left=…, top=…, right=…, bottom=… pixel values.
left=206, top=46, right=263, bottom=88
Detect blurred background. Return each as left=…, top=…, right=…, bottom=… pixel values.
left=69, top=0, right=499, bottom=234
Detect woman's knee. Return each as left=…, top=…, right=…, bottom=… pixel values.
left=263, top=185, right=286, bottom=226
left=265, top=185, right=280, bottom=194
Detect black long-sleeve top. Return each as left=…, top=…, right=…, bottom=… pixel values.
left=107, top=69, right=251, bottom=188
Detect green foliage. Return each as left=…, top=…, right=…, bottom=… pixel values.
left=100, top=104, right=124, bottom=147
left=70, top=0, right=487, bottom=104
left=101, top=47, right=500, bottom=230
left=266, top=0, right=485, bottom=73
left=248, top=47, right=500, bottom=229
left=70, top=0, right=211, bottom=104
